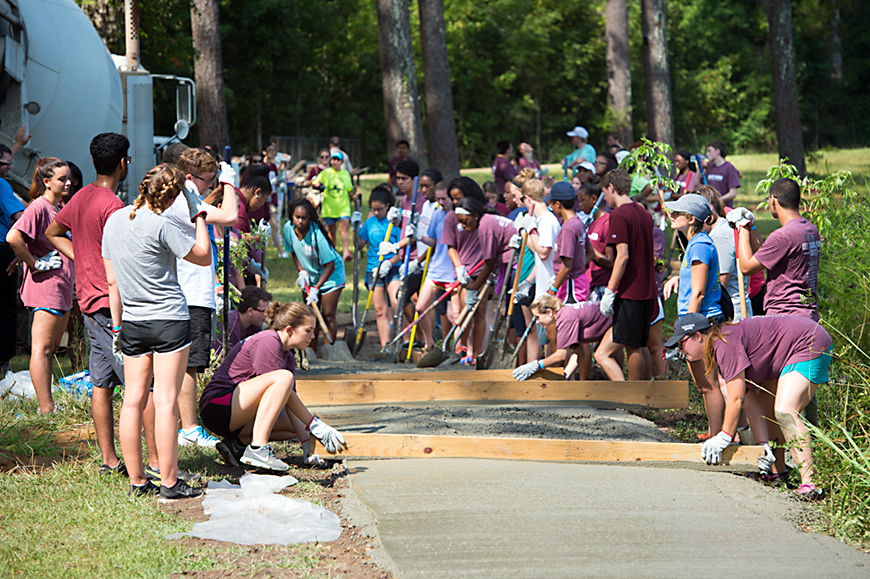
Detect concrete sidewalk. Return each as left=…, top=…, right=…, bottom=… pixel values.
left=343, top=459, right=869, bottom=578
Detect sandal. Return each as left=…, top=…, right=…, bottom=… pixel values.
left=760, top=470, right=790, bottom=485
left=459, top=355, right=477, bottom=365
left=796, top=483, right=825, bottom=501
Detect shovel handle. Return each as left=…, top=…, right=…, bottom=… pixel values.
left=506, top=231, right=529, bottom=319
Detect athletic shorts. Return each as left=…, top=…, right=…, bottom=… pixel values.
left=781, top=346, right=833, bottom=384
left=435, top=287, right=449, bottom=316
left=322, top=216, right=350, bottom=225
left=200, top=392, right=242, bottom=439
left=405, top=270, right=423, bottom=297
left=119, top=319, right=192, bottom=358
left=365, top=267, right=399, bottom=290
left=31, top=307, right=67, bottom=316
left=556, top=276, right=590, bottom=305
left=650, top=296, right=664, bottom=326
left=612, top=297, right=654, bottom=349
left=187, top=306, right=213, bottom=371
left=83, top=308, right=123, bottom=389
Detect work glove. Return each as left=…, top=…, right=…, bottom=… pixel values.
left=295, top=270, right=310, bottom=290
left=513, top=360, right=541, bottom=381
left=757, top=442, right=776, bottom=474
left=387, top=206, right=402, bottom=224
left=599, top=288, right=617, bottom=318
left=33, top=250, right=62, bottom=272
left=377, top=259, right=393, bottom=279
left=413, top=223, right=425, bottom=241
left=250, top=260, right=269, bottom=283
left=301, top=439, right=327, bottom=468
left=465, top=288, right=479, bottom=310
left=701, top=431, right=734, bottom=465
left=512, top=280, right=532, bottom=304
left=350, top=211, right=363, bottom=226
left=378, top=241, right=399, bottom=256
left=508, top=233, right=523, bottom=250
left=455, top=265, right=470, bottom=286
left=404, top=223, right=416, bottom=238
left=516, top=213, right=536, bottom=234
left=111, top=328, right=124, bottom=368
left=306, top=286, right=319, bottom=306
left=726, top=207, right=755, bottom=228
left=306, top=416, right=346, bottom=453
left=401, top=260, right=420, bottom=280
left=257, top=218, right=272, bottom=240
left=217, top=161, right=237, bottom=187
left=183, top=180, right=207, bottom=221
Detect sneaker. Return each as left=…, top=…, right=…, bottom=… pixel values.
left=129, top=480, right=159, bottom=497
left=216, top=437, right=246, bottom=468
left=279, top=251, right=290, bottom=259
left=160, top=479, right=204, bottom=500
left=145, top=464, right=202, bottom=484
left=99, top=461, right=128, bottom=476
left=240, top=444, right=290, bottom=471
left=760, top=470, right=790, bottom=486
left=796, top=483, right=825, bottom=501
left=178, top=426, right=219, bottom=448
left=459, top=355, right=476, bottom=365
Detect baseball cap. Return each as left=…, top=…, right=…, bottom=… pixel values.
left=544, top=181, right=576, bottom=203
left=577, top=160, right=596, bottom=175
left=330, top=151, right=343, bottom=160
left=566, top=126, right=589, bottom=139
left=664, top=193, right=712, bottom=222
left=664, top=313, right=711, bottom=349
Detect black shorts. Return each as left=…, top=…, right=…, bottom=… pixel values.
left=200, top=398, right=241, bottom=439
left=435, top=287, right=449, bottom=316
left=188, top=306, right=213, bottom=371
left=611, top=298, right=654, bottom=349
left=405, top=270, right=423, bottom=298
left=119, top=319, right=192, bottom=357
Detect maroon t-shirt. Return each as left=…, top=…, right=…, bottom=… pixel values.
left=605, top=201, right=657, bottom=300
left=704, top=161, right=740, bottom=208
left=555, top=301, right=613, bottom=349
left=586, top=213, right=610, bottom=289
left=713, top=316, right=832, bottom=385
left=491, top=156, right=518, bottom=196
left=754, top=218, right=820, bottom=321
left=440, top=210, right=483, bottom=269
left=553, top=215, right=587, bottom=280
left=235, top=187, right=251, bottom=233
left=478, top=214, right=517, bottom=266
left=53, top=183, right=123, bottom=314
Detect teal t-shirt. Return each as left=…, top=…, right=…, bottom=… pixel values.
left=284, top=222, right=345, bottom=292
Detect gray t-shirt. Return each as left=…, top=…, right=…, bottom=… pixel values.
left=709, top=219, right=751, bottom=320
left=102, top=206, right=195, bottom=322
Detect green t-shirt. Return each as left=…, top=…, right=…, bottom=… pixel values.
left=313, top=167, right=353, bottom=218
left=630, top=175, right=651, bottom=198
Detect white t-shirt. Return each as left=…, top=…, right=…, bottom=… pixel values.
left=533, top=209, right=560, bottom=298
left=416, top=200, right=438, bottom=257
left=164, top=192, right=217, bottom=309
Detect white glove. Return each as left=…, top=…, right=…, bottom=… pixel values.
left=465, top=288, right=479, bottom=310
left=33, top=250, right=62, bottom=272
left=404, top=223, right=416, bottom=238
left=350, top=211, right=362, bottom=226
left=387, top=206, right=402, bottom=224
left=414, top=224, right=425, bottom=241
left=513, top=360, right=540, bottom=381
left=377, top=259, right=393, bottom=279
left=599, top=288, right=616, bottom=317
left=701, top=431, right=733, bottom=465
left=757, top=442, right=776, bottom=474
left=111, top=330, right=124, bottom=367
left=402, top=259, right=421, bottom=279
left=218, top=161, right=237, bottom=186
left=378, top=241, right=399, bottom=256
left=257, top=218, right=272, bottom=239
left=513, top=280, right=532, bottom=304
left=508, top=233, right=523, bottom=250
left=183, top=180, right=207, bottom=221
left=306, top=286, right=319, bottom=306
left=307, top=416, right=346, bottom=453
left=301, top=439, right=327, bottom=468
left=455, top=265, right=470, bottom=286
left=516, top=213, right=536, bottom=233
left=295, top=270, right=310, bottom=290
left=726, top=207, right=755, bottom=228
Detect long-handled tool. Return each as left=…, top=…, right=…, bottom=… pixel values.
left=353, top=222, right=394, bottom=357
left=342, top=191, right=363, bottom=350
left=477, top=247, right=521, bottom=369
left=222, top=145, right=232, bottom=354
left=416, top=304, right=469, bottom=368
left=735, top=227, right=748, bottom=320
left=508, top=319, right=537, bottom=367
left=390, top=177, right=420, bottom=362
left=481, top=232, right=529, bottom=369
left=405, top=246, right=433, bottom=361
left=438, top=278, right=493, bottom=366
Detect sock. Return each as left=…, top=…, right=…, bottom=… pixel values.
left=250, top=445, right=261, bottom=450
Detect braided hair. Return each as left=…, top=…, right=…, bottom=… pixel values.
left=289, top=197, right=336, bottom=251
left=130, top=165, right=185, bottom=220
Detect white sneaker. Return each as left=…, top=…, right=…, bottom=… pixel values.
left=240, top=444, right=290, bottom=471
left=178, top=426, right=219, bottom=448
left=278, top=251, right=289, bottom=259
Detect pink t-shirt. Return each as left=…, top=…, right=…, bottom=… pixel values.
left=553, top=215, right=587, bottom=280
left=478, top=214, right=517, bottom=266
left=13, top=197, right=74, bottom=311
left=555, top=301, right=613, bottom=349
left=586, top=213, right=610, bottom=288
left=754, top=218, right=820, bottom=321
left=441, top=210, right=483, bottom=269
left=53, top=184, right=124, bottom=314
left=713, top=316, right=832, bottom=385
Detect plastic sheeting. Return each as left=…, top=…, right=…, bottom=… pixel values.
left=166, top=473, right=343, bottom=545
left=0, top=371, right=35, bottom=399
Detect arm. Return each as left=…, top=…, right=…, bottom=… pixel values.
left=448, top=246, right=462, bottom=268
left=721, top=187, right=738, bottom=205
left=720, top=372, right=747, bottom=437
left=9, top=126, right=30, bottom=157
left=719, top=273, right=730, bottom=286
left=549, top=257, right=572, bottom=295
left=45, top=221, right=74, bottom=260
left=104, top=258, right=123, bottom=330
left=687, top=261, right=709, bottom=313
left=205, top=183, right=238, bottom=226
left=526, top=230, right=552, bottom=260
left=737, top=226, right=765, bottom=275
left=606, top=243, right=629, bottom=291
left=182, top=215, right=212, bottom=266
left=468, top=259, right=495, bottom=291
left=5, top=229, right=36, bottom=269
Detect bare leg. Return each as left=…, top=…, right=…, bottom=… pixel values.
left=92, top=386, right=120, bottom=467
left=151, top=347, right=189, bottom=489
left=338, top=220, right=350, bottom=257
left=320, top=287, right=342, bottom=340
left=647, top=319, right=666, bottom=379
left=119, top=354, right=154, bottom=485
left=775, top=372, right=818, bottom=486
left=522, top=305, right=539, bottom=361
left=578, top=343, right=592, bottom=380
left=594, top=328, right=625, bottom=381
left=30, top=310, right=68, bottom=414
left=372, top=287, right=390, bottom=347
left=414, top=281, right=439, bottom=350
left=625, top=346, right=649, bottom=381
left=758, top=380, right=787, bottom=474
left=177, top=367, right=199, bottom=430
left=144, top=391, right=159, bottom=469
left=327, top=223, right=337, bottom=246
left=230, top=370, right=315, bottom=442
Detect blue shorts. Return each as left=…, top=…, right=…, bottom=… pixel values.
left=781, top=346, right=833, bottom=384
left=365, top=267, right=399, bottom=289
left=323, top=216, right=350, bottom=226
left=32, top=307, right=66, bottom=316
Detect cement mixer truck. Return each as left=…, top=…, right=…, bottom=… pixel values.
left=0, top=0, right=195, bottom=200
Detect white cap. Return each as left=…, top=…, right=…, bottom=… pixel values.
left=615, top=150, right=630, bottom=164
left=566, top=126, right=589, bottom=139
left=577, top=160, right=596, bottom=175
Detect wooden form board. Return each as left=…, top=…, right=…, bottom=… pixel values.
left=303, top=368, right=565, bottom=382
left=312, top=433, right=763, bottom=467
left=297, top=378, right=689, bottom=408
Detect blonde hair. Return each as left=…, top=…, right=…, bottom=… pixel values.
left=702, top=323, right=732, bottom=377
left=514, top=167, right=536, bottom=187
left=265, top=301, right=315, bottom=331
left=522, top=179, right=544, bottom=202
left=177, top=147, right=219, bottom=176
left=530, top=294, right=563, bottom=315
left=130, top=165, right=185, bottom=219
left=29, top=157, right=68, bottom=200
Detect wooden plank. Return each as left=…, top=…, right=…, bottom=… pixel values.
left=297, top=379, right=689, bottom=408
left=313, top=433, right=763, bottom=467
left=300, top=368, right=565, bottom=382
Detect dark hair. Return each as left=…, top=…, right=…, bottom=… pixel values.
left=262, top=141, right=275, bottom=153
left=456, top=196, right=485, bottom=218
left=421, top=168, right=442, bottom=185
left=290, top=197, right=336, bottom=251
left=397, top=139, right=410, bottom=148
left=247, top=164, right=270, bottom=178
left=770, top=177, right=801, bottom=210
left=370, top=183, right=395, bottom=208
left=30, top=157, right=68, bottom=200
left=243, top=174, right=271, bottom=197
left=0, top=144, right=11, bottom=157
left=596, top=152, right=618, bottom=176
left=600, top=168, right=630, bottom=196
left=163, top=143, right=189, bottom=165
left=496, top=140, right=512, bottom=155
left=447, top=176, right=488, bottom=206
left=238, top=286, right=273, bottom=312
left=578, top=181, right=602, bottom=202
left=708, top=139, right=728, bottom=158
left=482, top=181, right=498, bottom=195
left=200, top=146, right=222, bottom=164
left=66, top=161, right=83, bottom=197
left=395, top=158, right=419, bottom=178
left=676, top=149, right=691, bottom=161
left=90, top=132, right=130, bottom=176
left=696, top=185, right=725, bottom=219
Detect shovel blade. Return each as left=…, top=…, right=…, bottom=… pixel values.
left=417, top=348, right=449, bottom=368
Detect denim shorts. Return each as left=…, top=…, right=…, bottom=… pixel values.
left=365, top=267, right=399, bottom=289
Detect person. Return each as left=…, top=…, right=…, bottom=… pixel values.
left=666, top=312, right=832, bottom=500
left=594, top=169, right=657, bottom=381
left=579, top=182, right=613, bottom=301
left=491, top=140, right=518, bottom=198
left=546, top=182, right=592, bottom=304
left=387, top=140, right=416, bottom=187
left=213, top=286, right=272, bottom=357
left=312, top=151, right=357, bottom=261
left=414, top=180, right=454, bottom=350
left=0, top=143, right=25, bottom=374
left=304, top=149, right=330, bottom=187
left=390, top=159, right=426, bottom=331
left=162, top=142, right=189, bottom=166
left=516, top=143, right=542, bottom=176
left=200, top=301, right=346, bottom=470
left=328, top=136, right=353, bottom=173
left=673, top=149, right=701, bottom=199
left=102, top=164, right=211, bottom=499
left=514, top=295, right=613, bottom=381
left=704, top=140, right=740, bottom=207
left=353, top=185, right=402, bottom=349
left=6, top=158, right=73, bottom=414
left=594, top=152, right=618, bottom=180
left=483, top=181, right=509, bottom=217
left=731, top=178, right=820, bottom=322
left=661, top=193, right=725, bottom=434
left=285, top=198, right=346, bottom=345
left=573, top=161, right=596, bottom=187
left=563, top=126, right=596, bottom=174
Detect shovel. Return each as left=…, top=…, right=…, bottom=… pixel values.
left=342, top=191, right=364, bottom=351
left=416, top=304, right=469, bottom=368
left=479, top=232, right=527, bottom=369
left=437, top=279, right=492, bottom=366
left=352, top=221, right=395, bottom=357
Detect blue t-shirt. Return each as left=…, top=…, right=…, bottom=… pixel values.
left=359, top=214, right=400, bottom=274
left=425, top=209, right=455, bottom=283
left=0, top=179, right=25, bottom=238
left=677, top=232, right=722, bottom=317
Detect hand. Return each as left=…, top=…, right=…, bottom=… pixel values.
left=33, top=250, right=62, bottom=272
left=401, top=259, right=420, bottom=280
left=260, top=265, right=269, bottom=283
left=513, top=360, right=540, bottom=381
left=257, top=218, right=272, bottom=239
left=14, top=126, right=30, bottom=148
left=599, top=288, right=617, bottom=317
left=218, top=161, right=237, bottom=186
left=455, top=265, right=469, bottom=286
left=307, top=416, right=346, bottom=453
left=306, top=287, right=319, bottom=306
left=512, top=280, right=532, bottom=304
left=726, top=207, right=755, bottom=228
left=350, top=211, right=362, bottom=226
left=508, top=233, right=523, bottom=250
left=183, top=180, right=207, bottom=221
left=516, top=213, right=536, bottom=234
left=301, top=439, right=327, bottom=468
left=249, top=259, right=265, bottom=277
left=295, top=270, right=310, bottom=290
left=378, top=241, right=398, bottom=256
left=387, top=206, right=402, bottom=224
left=701, top=431, right=733, bottom=465
left=413, top=224, right=425, bottom=241
left=465, top=288, right=479, bottom=310
left=404, top=223, right=416, bottom=238
left=663, top=277, right=679, bottom=300
left=757, top=442, right=776, bottom=474
left=111, top=329, right=124, bottom=367
left=377, top=259, right=393, bottom=279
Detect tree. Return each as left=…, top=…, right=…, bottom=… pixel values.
left=419, top=0, right=460, bottom=178
left=376, top=0, right=427, bottom=166
left=765, top=0, right=806, bottom=175
left=605, top=0, right=633, bottom=145
left=191, top=0, right=228, bottom=150
left=641, top=0, right=674, bottom=149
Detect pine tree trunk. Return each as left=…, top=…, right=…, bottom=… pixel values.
left=191, top=0, right=228, bottom=151
left=641, top=0, right=674, bottom=149
left=765, top=0, right=806, bottom=175
left=376, top=0, right=428, bottom=167
left=605, top=0, right=633, bottom=145
left=419, top=0, right=459, bottom=178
